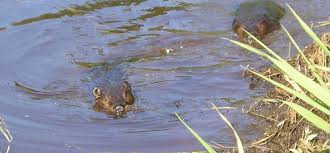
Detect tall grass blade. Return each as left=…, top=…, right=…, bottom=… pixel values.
left=271, top=59, right=330, bottom=107
left=225, top=37, right=330, bottom=108
left=221, top=38, right=266, bottom=57
left=281, top=25, right=326, bottom=86
left=243, top=29, right=285, bottom=62
left=310, top=65, right=330, bottom=72
left=278, top=100, right=330, bottom=134
left=222, top=38, right=283, bottom=64
left=242, top=22, right=330, bottom=101
left=286, top=3, right=330, bottom=56
left=246, top=69, right=330, bottom=116
left=210, top=103, right=244, bottom=153
left=175, top=113, right=217, bottom=153
left=242, top=26, right=330, bottom=101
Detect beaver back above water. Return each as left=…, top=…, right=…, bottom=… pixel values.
left=93, top=81, right=134, bottom=116
left=232, top=0, right=285, bottom=45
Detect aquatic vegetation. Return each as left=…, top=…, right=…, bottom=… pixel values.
left=176, top=103, right=244, bottom=153
left=175, top=4, right=330, bottom=151
left=176, top=113, right=217, bottom=153
left=225, top=3, right=330, bottom=134
left=179, top=2, right=330, bottom=152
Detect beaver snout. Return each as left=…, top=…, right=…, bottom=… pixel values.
left=114, top=105, right=124, bottom=116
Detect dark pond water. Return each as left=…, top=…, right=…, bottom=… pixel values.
left=0, top=0, right=329, bottom=152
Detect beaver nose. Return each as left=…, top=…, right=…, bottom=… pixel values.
left=114, top=105, right=124, bottom=115
left=247, top=35, right=255, bottom=44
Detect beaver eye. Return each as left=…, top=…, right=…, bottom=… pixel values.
left=93, top=87, right=101, bottom=97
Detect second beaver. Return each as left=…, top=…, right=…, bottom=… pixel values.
left=232, top=0, right=285, bottom=45
left=93, top=81, right=134, bottom=116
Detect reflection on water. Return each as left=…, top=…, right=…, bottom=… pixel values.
left=12, top=0, right=146, bottom=26
left=14, top=81, right=81, bottom=100
left=0, top=0, right=329, bottom=152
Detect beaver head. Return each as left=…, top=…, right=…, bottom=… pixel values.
left=92, top=81, right=134, bottom=116
left=233, top=15, right=278, bottom=45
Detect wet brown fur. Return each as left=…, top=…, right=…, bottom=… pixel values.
left=232, top=1, right=284, bottom=44
left=92, top=81, right=134, bottom=116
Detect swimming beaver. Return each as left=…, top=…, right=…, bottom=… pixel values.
left=92, top=81, right=134, bottom=116
left=232, top=0, right=285, bottom=45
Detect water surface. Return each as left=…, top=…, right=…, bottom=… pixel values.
left=0, top=0, right=329, bottom=152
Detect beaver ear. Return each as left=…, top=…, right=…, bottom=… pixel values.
left=93, top=87, right=102, bottom=97
left=123, top=81, right=131, bottom=92
left=232, top=19, right=240, bottom=31
left=122, top=81, right=134, bottom=105
left=232, top=19, right=246, bottom=42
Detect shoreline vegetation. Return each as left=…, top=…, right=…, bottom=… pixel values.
left=177, top=3, right=330, bottom=153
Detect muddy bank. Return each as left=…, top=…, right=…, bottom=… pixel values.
left=245, top=32, right=330, bottom=152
